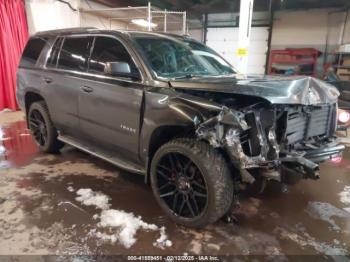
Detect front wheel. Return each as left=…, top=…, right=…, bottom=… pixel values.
left=150, top=138, right=233, bottom=228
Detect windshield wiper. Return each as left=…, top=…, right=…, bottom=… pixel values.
left=171, top=73, right=237, bottom=80
left=172, top=74, right=200, bottom=79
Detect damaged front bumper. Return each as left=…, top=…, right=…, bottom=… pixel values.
left=196, top=105, right=345, bottom=183
left=223, top=129, right=345, bottom=180
left=278, top=141, right=344, bottom=180
left=302, top=141, right=345, bottom=163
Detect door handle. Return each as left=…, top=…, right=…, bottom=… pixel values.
left=80, top=86, right=94, bottom=93
left=43, top=77, right=53, bottom=84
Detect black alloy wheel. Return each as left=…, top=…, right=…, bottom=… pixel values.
left=29, top=109, right=48, bottom=146
left=156, top=152, right=208, bottom=218
left=28, top=101, right=64, bottom=153
left=150, top=138, right=233, bottom=228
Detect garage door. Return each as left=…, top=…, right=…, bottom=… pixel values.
left=206, top=27, right=269, bottom=75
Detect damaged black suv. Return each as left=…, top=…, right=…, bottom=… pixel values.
left=17, top=28, right=344, bottom=228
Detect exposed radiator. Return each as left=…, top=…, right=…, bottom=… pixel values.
left=285, top=104, right=336, bottom=145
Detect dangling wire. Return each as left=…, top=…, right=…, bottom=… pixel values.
left=56, top=0, right=78, bottom=12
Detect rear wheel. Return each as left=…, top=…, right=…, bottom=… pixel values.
left=150, top=138, right=233, bottom=228
left=28, top=101, right=64, bottom=153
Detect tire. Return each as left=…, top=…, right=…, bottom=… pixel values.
left=150, top=138, right=233, bottom=228
left=28, top=101, right=64, bottom=153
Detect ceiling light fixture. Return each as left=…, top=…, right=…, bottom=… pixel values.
left=131, top=19, right=157, bottom=28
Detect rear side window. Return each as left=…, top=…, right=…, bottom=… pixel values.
left=89, top=36, right=138, bottom=75
left=20, top=37, right=48, bottom=67
left=57, top=37, right=92, bottom=71
left=46, top=37, right=63, bottom=68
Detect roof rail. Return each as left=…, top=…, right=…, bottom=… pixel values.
left=35, top=27, right=97, bottom=36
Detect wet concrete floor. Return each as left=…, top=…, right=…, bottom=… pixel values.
left=0, top=111, right=350, bottom=259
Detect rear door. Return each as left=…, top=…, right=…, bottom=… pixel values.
left=78, top=35, right=144, bottom=162
left=43, top=36, right=93, bottom=136
left=17, top=37, right=49, bottom=111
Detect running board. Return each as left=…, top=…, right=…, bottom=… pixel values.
left=58, top=135, right=145, bottom=175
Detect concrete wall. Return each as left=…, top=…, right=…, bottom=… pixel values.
left=187, top=29, right=203, bottom=42
left=271, top=8, right=350, bottom=76
left=271, top=9, right=350, bottom=50
left=25, top=0, right=79, bottom=35
left=25, top=0, right=194, bottom=37
left=164, top=28, right=203, bottom=42
left=25, top=0, right=128, bottom=35
left=272, top=9, right=329, bottom=50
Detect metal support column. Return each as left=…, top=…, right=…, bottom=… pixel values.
left=164, top=9, right=167, bottom=32
left=265, top=0, right=275, bottom=74
left=147, top=2, right=152, bottom=31
left=203, top=13, right=208, bottom=44
left=183, top=11, right=187, bottom=35
left=237, top=0, right=254, bottom=74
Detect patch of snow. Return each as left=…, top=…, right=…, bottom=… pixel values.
left=74, top=188, right=172, bottom=249
left=306, top=202, right=350, bottom=232
left=75, top=188, right=110, bottom=210
left=67, top=186, right=74, bottom=192
left=95, top=231, right=118, bottom=244
left=339, top=186, right=350, bottom=205
left=343, top=207, right=350, bottom=213
left=87, top=228, right=96, bottom=236
left=153, top=226, right=172, bottom=249
left=96, top=209, right=158, bottom=248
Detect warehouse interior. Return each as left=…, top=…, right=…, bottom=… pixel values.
left=0, top=0, right=350, bottom=258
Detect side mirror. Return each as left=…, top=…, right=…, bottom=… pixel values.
left=105, top=61, right=131, bottom=76
left=105, top=62, right=141, bottom=81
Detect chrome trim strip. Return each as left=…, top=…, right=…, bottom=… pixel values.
left=58, top=135, right=145, bottom=175
left=44, top=67, right=142, bottom=84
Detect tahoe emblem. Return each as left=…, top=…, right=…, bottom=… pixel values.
left=120, top=124, right=136, bottom=134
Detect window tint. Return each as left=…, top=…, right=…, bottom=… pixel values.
left=89, top=37, right=138, bottom=76
left=20, top=38, right=48, bottom=67
left=57, top=37, right=92, bottom=71
left=46, top=37, right=63, bottom=68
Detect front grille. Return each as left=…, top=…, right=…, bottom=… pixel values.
left=284, top=104, right=336, bottom=145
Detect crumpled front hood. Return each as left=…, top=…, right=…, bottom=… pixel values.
left=169, top=75, right=340, bottom=105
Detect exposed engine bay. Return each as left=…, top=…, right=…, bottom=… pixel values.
left=179, top=89, right=345, bottom=186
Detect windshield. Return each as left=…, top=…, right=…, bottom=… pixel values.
left=133, top=36, right=236, bottom=79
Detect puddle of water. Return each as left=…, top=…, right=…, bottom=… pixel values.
left=0, top=121, right=38, bottom=168
left=306, top=201, right=350, bottom=232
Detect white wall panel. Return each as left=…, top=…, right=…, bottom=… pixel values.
left=207, top=27, right=268, bottom=74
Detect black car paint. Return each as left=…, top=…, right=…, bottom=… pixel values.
left=17, top=28, right=344, bottom=185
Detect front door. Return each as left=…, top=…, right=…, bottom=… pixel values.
left=78, top=36, right=144, bottom=163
